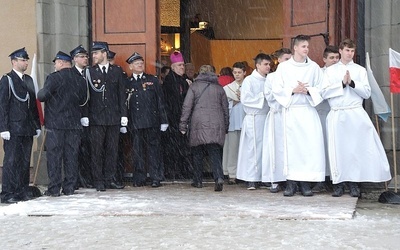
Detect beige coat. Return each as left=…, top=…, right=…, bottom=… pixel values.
left=179, top=72, right=229, bottom=147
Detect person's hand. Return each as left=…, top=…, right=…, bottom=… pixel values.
left=293, top=81, right=309, bottom=94
left=120, top=127, right=127, bottom=134
left=121, top=117, right=128, bottom=126
left=343, top=70, right=351, bottom=85
left=160, top=124, right=169, bottom=132
left=34, top=129, right=41, bottom=138
left=80, top=117, right=89, bottom=127
left=0, top=131, right=10, bottom=140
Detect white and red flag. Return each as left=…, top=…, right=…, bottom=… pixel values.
left=30, top=53, right=44, bottom=126
left=389, top=48, right=400, bottom=93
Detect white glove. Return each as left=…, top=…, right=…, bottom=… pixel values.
left=121, top=117, right=128, bottom=126
left=120, top=127, right=127, bottom=134
left=160, top=124, right=169, bottom=132
left=34, top=129, right=41, bottom=138
left=1, top=131, right=10, bottom=140
left=80, top=117, right=89, bottom=127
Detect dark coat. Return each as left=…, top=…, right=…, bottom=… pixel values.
left=0, top=70, right=40, bottom=135
left=86, top=64, right=127, bottom=125
left=162, top=70, right=189, bottom=130
left=179, top=72, right=229, bottom=147
left=37, top=67, right=87, bottom=129
left=125, top=73, right=168, bottom=130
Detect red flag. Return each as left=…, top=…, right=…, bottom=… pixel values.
left=30, top=53, right=44, bottom=126
left=389, top=48, right=400, bottom=93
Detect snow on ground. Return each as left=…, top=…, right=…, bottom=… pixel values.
left=0, top=183, right=399, bottom=249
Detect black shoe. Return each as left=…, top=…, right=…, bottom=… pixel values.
left=95, top=184, right=106, bottom=191
left=247, top=182, right=257, bottom=190
left=348, top=182, right=360, bottom=198
left=133, top=181, right=145, bottom=187
left=44, top=190, right=61, bottom=197
left=299, top=181, right=313, bottom=196
left=107, top=182, right=125, bottom=189
left=270, top=183, right=283, bottom=193
left=1, top=197, right=20, bottom=204
left=332, top=183, right=344, bottom=197
left=214, top=178, right=224, bottom=192
left=151, top=181, right=161, bottom=188
left=283, top=180, right=297, bottom=197
left=191, top=182, right=203, bottom=188
left=312, top=182, right=327, bottom=193
left=19, top=193, right=32, bottom=201
left=62, top=190, right=74, bottom=196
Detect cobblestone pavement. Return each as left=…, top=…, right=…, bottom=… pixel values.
left=0, top=181, right=399, bottom=250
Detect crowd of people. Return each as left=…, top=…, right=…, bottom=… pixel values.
left=0, top=35, right=392, bottom=203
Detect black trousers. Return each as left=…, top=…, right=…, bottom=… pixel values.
left=1, top=136, right=33, bottom=201
left=131, top=127, right=163, bottom=184
left=192, top=143, right=223, bottom=184
left=162, top=128, right=192, bottom=178
left=90, top=125, right=119, bottom=186
left=77, top=126, right=92, bottom=187
left=46, top=129, right=81, bottom=194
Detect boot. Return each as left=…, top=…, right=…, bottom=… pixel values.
left=283, top=180, right=296, bottom=197
left=214, top=178, right=224, bottom=192
left=299, top=181, right=313, bottom=196
left=332, top=183, right=344, bottom=197
left=348, top=182, right=360, bottom=198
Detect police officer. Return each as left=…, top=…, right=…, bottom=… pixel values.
left=38, top=51, right=87, bottom=196
left=86, top=41, right=127, bottom=191
left=125, top=52, right=168, bottom=187
left=70, top=45, right=92, bottom=188
left=0, top=48, right=41, bottom=203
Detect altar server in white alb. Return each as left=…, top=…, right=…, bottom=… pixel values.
left=272, top=35, right=325, bottom=197
left=261, top=48, right=292, bottom=193
left=321, top=38, right=391, bottom=198
left=237, top=53, right=271, bottom=190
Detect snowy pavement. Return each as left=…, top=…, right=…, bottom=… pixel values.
left=0, top=182, right=399, bottom=249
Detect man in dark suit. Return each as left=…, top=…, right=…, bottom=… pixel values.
left=70, top=45, right=92, bottom=188
left=86, top=41, right=127, bottom=191
left=0, top=48, right=41, bottom=203
left=38, top=51, right=87, bottom=196
left=124, top=52, right=168, bottom=187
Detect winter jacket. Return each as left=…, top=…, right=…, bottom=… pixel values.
left=179, top=72, right=229, bottom=147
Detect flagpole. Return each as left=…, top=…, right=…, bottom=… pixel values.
left=375, top=115, right=380, bottom=134
left=390, top=93, right=398, bottom=192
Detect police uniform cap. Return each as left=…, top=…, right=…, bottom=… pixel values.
left=126, top=52, right=143, bottom=64
left=70, top=45, right=88, bottom=57
left=108, top=50, right=116, bottom=60
left=92, top=41, right=109, bottom=52
left=9, top=47, right=29, bottom=60
left=52, top=51, right=72, bottom=62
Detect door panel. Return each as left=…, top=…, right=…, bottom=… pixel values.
left=92, top=0, right=159, bottom=74
left=283, top=0, right=333, bottom=66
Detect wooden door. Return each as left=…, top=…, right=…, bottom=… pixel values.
left=282, top=0, right=335, bottom=66
left=91, top=0, right=160, bottom=75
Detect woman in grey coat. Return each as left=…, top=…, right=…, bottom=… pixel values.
left=179, top=65, right=229, bottom=191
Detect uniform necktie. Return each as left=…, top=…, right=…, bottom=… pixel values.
left=137, top=75, right=141, bottom=81
left=102, top=66, right=107, bottom=78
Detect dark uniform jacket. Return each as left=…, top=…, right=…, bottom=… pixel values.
left=125, top=73, right=168, bottom=130
left=0, top=70, right=40, bottom=135
left=162, top=70, right=190, bottom=130
left=86, top=64, right=127, bottom=125
left=37, top=67, right=87, bottom=129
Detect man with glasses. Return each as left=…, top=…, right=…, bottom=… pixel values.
left=70, top=45, right=92, bottom=189
left=0, top=48, right=41, bottom=203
